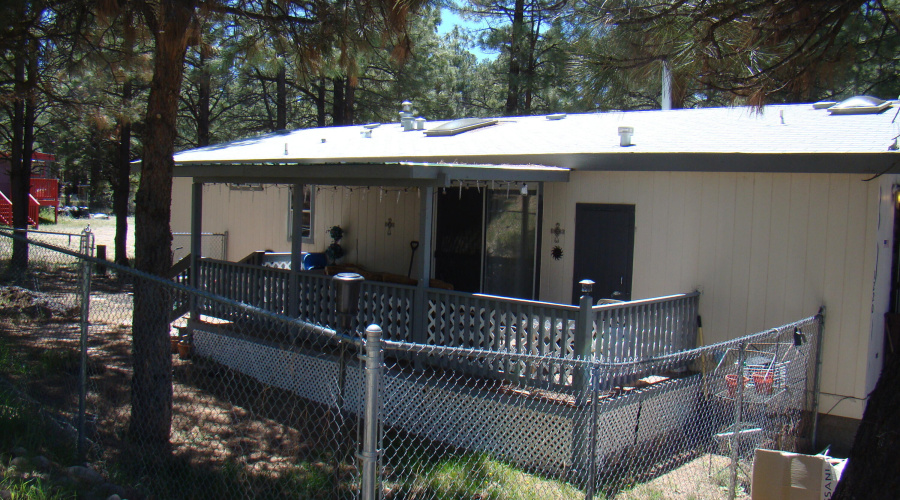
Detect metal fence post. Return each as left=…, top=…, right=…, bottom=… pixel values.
left=811, top=307, right=826, bottom=451
left=570, top=280, right=594, bottom=492
left=361, top=324, right=384, bottom=500
left=77, top=227, right=93, bottom=461
left=729, top=341, right=746, bottom=500
left=585, top=362, right=601, bottom=500
left=573, top=279, right=595, bottom=402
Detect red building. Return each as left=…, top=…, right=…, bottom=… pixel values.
left=0, top=152, right=60, bottom=228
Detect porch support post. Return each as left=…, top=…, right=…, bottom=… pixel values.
left=413, top=186, right=434, bottom=349
left=189, top=180, right=203, bottom=327
left=289, top=183, right=304, bottom=319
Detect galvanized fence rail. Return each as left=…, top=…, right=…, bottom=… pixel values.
left=0, top=229, right=822, bottom=500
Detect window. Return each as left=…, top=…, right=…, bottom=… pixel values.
left=288, top=185, right=314, bottom=244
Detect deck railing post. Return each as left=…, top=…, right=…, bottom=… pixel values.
left=573, top=279, right=594, bottom=402
left=361, top=324, right=384, bottom=500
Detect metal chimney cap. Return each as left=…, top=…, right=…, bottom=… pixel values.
left=401, top=100, right=413, bottom=112
left=334, top=272, right=365, bottom=283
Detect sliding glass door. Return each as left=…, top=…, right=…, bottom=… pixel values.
left=434, top=185, right=540, bottom=300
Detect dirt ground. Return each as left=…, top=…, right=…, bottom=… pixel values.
left=616, top=454, right=751, bottom=499
left=0, top=281, right=345, bottom=499
left=41, top=216, right=136, bottom=260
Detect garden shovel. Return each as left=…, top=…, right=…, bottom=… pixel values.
left=408, top=240, right=419, bottom=277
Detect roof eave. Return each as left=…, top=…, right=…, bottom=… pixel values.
left=175, top=161, right=570, bottom=186
left=174, top=151, right=899, bottom=180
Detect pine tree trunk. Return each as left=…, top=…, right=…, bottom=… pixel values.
left=88, top=135, right=102, bottom=211
left=129, top=0, right=195, bottom=454
left=504, top=0, right=525, bottom=116
left=276, top=65, right=287, bottom=130
left=344, top=79, right=355, bottom=125
left=197, top=51, right=210, bottom=146
left=316, top=80, right=326, bottom=127
left=10, top=35, right=30, bottom=273
left=832, top=352, right=900, bottom=499
left=113, top=80, right=132, bottom=266
left=333, top=77, right=345, bottom=125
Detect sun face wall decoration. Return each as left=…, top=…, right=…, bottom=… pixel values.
left=551, top=246, right=563, bottom=260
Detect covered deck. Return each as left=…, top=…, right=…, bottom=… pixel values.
left=174, top=157, right=700, bottom=392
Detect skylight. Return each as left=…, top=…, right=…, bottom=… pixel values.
left=424, top=118, right=498, bottom=137
left=827, top=96, right=892, bottom=115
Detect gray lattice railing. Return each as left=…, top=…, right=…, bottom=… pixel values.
left=358, top=281, right=416, bottom=342
left=424, top=289, right=581, bottom=389
left=197, top=259, right=292, bottom=326
left=187, top=259, right=700, bottom=391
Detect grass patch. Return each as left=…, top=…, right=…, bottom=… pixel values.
left=0, top=389, right=77, bottom=466
left=0, top=388, right=77, bottom=500
left=0, top=340, right=29, bottom=378
left=386, top=451, right=583, bottom=500
left=0, top=476, right=73, bottom=500
left=35, top=349, right=79, bottom=377
left=102, top=452, right=347, bottom=500
left=39, top=216, right=118, bottom=232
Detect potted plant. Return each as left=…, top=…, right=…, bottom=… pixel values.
left=725, top=374, right=748, bottom=397
left=752, top=371, right=775, bottom=394
left=326, top=225, right=345, bottom=264
left=177, top=340, right=192, bottom=359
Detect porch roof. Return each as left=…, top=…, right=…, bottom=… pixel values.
left=172, top=101, right=900, bottom=178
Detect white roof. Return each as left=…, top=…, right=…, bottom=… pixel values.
left=173, top=102, right=900, bottom=176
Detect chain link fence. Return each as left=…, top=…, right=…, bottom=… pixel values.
left=0, top=229, right=822, bottom=499
left=172, top=232, right=228, bottom=262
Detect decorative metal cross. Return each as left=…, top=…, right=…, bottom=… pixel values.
left=385, top=218, right=395, bottom=235
left=550, top=222, right=565, bottom=243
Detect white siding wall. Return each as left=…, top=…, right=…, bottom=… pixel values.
left=540, top=171, right=885, bottom=420
left=171, top=178, right=421, bottom=277
left=171, top=180, right=292, bottom=260
left=313, top=186, right=421, bottom=277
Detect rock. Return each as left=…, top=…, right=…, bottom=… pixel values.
left=53, top=475, right=77, bottom=491
left=10, top=456, right=30, bottom=471
left=106, top=495, right=122, bottom=500
left=32, top=455, right=51, bottom=472
left=67, top=465, right=104, bottom=485
left=90, top=482, right=126, bottom=500
left=11, top=447, right=27, bottom=457
left=0, top=487, right=11, bottom=500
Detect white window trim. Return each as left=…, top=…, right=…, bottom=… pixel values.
left=287, top=185, right=315, bottom=245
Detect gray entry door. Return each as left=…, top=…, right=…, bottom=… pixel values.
left=571, top=203, right=635, bottom=303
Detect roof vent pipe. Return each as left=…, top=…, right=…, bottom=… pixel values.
left=661, top=59, right=672, bottom=111
left=400, top=100, right=415, bottom=131
left=415, top=118, right=426, bottom=130
left=618, top=127, right=634, bottom=147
